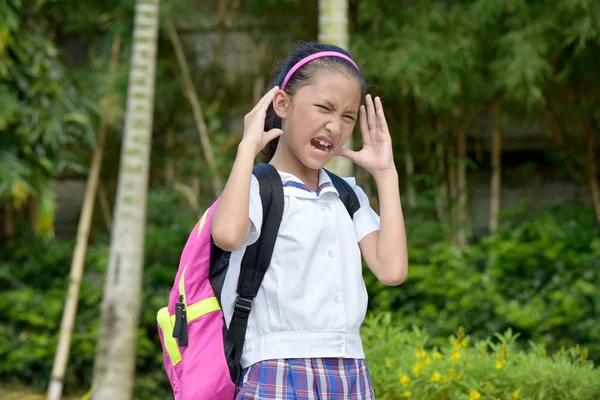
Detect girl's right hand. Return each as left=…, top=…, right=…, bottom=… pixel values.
left=240, top=86, right=284, bottom=155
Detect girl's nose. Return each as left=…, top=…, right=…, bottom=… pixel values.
left=325, top=118, right=342, bottom=137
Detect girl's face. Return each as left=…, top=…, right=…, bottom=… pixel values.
left=273, top=70, right=362, bottom=173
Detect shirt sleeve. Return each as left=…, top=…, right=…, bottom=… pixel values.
left=345, top=178, right=380, bottom=242
left=243, top=174, right=263, bottom=247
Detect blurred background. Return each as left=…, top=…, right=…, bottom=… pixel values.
left=1, top=0, right=599, bottom=399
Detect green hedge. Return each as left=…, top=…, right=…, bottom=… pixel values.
left=366, top=205, right=600, bottom=360
left=363, top=313, right=600, bottom=400
left=1, top=190, right=598, bottom=398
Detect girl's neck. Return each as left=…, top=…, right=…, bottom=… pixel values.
left=270, top=145, right=320, bottom=191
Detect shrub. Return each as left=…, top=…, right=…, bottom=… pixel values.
left=363, top=313, right=600, bottom=400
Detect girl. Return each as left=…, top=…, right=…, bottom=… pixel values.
left=211, top=42, right=408, bottom=399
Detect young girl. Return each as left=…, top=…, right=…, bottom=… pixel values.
left=211, top=42, right=408, bottom=399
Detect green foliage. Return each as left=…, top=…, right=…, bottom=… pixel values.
left=367, top=205, right=600, bottom=361
left=363, top=313, right=600, bottom=399
left=0, top=0, right=93, bottom=236
left=1, top=196, right=598, bottom=398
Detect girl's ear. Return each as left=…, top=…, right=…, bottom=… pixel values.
left=273, top=89, right=290, bottom=119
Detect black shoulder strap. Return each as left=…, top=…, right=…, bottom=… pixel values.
left=225, top=162, right=283, bottom=383
left=324, top=169, right=361, bottom=217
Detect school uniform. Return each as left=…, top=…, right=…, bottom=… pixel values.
left=220, top=168, right=380, bottom=399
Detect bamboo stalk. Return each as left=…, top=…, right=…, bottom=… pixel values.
left=167, top=19, right=223, bottom=196
left=46, top=35, right=121, bottom=400
left=456, top=117, right=468, bottom=247
left=489, top=99, right=503, bottom=233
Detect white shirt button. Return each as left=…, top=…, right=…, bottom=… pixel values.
left=334, top=293, right=341, bottom=303
left=328, top=250, right=333, bottom=257
left=336, top=335, right=343, bottom=342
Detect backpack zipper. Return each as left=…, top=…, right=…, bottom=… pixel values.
left=172, top=294, right=188, bottom=346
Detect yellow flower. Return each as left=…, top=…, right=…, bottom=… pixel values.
left=433, top=351, right=443, bottom=359
left=399, top=372, right=410, bottom=386
left=403, top=391, right=413, bottom=398
left=512, top=389, right=521, bottom=400
left=451, top=350, right=462, bottom=361
left=416, top=349, right=427, bottom=359
left=469, top=389, right=481, bottom=400
left=448, top=368, right=456, bottom=380
left=412, top=363, right=422, bottom=377
left=495, top=359, right=507, bottom=369
left=424, top=356, right=432, bottom=366
left=430, top=372, right=442, bottom=382
left=386, top=358, right=397, bottom=368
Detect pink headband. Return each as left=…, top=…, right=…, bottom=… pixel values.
left=280, top=51, right=360, bottom=91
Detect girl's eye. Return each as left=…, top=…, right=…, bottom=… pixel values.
left=344, top=115, right=355, bottom=121
left=316, top=105, right=329, bottom=111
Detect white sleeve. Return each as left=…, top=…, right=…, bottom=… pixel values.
left=344, top=178, right=380, bottom=242
left=243, top=174, right=263, bottom=247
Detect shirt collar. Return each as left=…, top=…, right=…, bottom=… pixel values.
left=279, top=169, right=339, bottom=199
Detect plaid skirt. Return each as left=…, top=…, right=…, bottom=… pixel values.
left=235, top=358, right=375, bottom=399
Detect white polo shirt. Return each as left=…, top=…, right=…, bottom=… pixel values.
left=220, top=168, right=380, bottom=369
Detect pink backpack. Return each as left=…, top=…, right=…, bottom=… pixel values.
left=156, top=163, right=359, bottom=399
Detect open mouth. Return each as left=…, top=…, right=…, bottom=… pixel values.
left=310, top=137, right=333, bottom=156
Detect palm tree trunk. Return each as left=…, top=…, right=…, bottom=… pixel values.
left=47, top=35, right=120, bottom=400
left=489, top=99, right=503, bottom=233
left=92, top=2, right=159, bottom=399
left=456, top=118, right=468, bottom=247
left=167, top=19, right=223, bottom=196
left=319, top=0, right=353, bottom=177
left=587, top=120, right=600, bottom=225
left=402, top=107, right=417, bottom=209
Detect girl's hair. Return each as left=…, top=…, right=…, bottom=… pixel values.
left=262, top=42, right=366, bottom=161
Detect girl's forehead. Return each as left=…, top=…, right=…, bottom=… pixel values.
left=301, top=70, right=361, bottom=102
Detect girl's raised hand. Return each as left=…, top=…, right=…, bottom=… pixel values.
left=338, top=94, right=395, bottom=178
left=240, top=86, right=284, bottom=155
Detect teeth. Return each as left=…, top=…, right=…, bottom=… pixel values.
left=319, top=140, right=330, bottom=148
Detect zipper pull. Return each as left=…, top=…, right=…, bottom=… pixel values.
left=172, top=295, right=186, bottom=342
left=179, top=311, right=188, bottom=347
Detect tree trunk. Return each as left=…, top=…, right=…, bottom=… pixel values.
left=402, top=107, right=417, bottom=209
left=587, top=120, right=600, bottom=225
left=434, top=119, right=450, bottom=239
left=456, top=118, right=468, bottom=247
left=92, top=2, right=159, bottom=399
left=319, top=0, right=353, bottom=177
left=165, top=126, right=175, bottom=186
left=4, top=203, right=15, bottom=238
left=98, top=183, right=113, bottom=230
left=47, top=34, right=121, bottom=400
left=167, top=19, right=223, bottom=196
left=489, top=99, right=503, bottom=233
left=447, top=141, right=457, bottom=237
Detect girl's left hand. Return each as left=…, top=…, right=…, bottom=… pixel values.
left=337, top=94, right=395, bottom=178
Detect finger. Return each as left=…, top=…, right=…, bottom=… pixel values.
left=251, top=86, right=279, bottom=114
left=375, top=96, right=390, bottom=134
left=266, top=128, right=283, bottom=142
left=366, top=94, right=377, bottom=134
left=359, top=105, right=371, bottom=145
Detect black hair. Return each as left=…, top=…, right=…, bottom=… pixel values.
left=262, top=41, right=366, bottom=161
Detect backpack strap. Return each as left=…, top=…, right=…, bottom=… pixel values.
left=225, top=163, right=284, bottom=383
left=324, top=169, right=361, bottom=218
